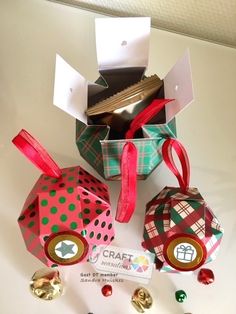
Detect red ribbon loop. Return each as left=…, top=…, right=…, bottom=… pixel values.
left=117, top=98, right=174, bottom=223
left=116, top=142, right=138, bottom=222
left=126, top=99, right=174, bottom=139
left=162, top=138, right=190, bottom=191
left=12, top=129, right=62, bottom=178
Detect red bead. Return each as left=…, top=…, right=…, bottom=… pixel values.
left=197, top=268, right=215, bottom=285
left=101, top=284, right=112, bottom=297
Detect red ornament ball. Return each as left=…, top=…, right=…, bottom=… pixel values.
left=101, top=284, right=112, bottom=297
left=197, top=268, right=215, bottom=285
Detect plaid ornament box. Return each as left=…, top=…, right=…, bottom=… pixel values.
left=12, top=130, right=115, bottom=267
left=53, top=17, right=194, bottom=180
left=142, top=139, right=224, bottom=273
left=143, top=187, right=224, bottom=273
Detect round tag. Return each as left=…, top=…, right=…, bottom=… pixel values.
left=163, top=233, right=207, bottom=271
left=44, top=231, right=89, bottom=265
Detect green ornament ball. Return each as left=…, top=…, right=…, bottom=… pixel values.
left=175, top=290, right=187, bottom=303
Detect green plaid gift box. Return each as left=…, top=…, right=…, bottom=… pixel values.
left=142, top=187, right=224, bottom=273
left=53, top=18, right=193, bottom=181
left=76, top=119, right=176, bottom=180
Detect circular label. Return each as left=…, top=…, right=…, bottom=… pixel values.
left=163, top=233, right=207, bottom=271
left=44, top=231, right=89, bottom=265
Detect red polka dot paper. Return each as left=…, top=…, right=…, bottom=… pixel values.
left=18, top=166, right=115, bottom=267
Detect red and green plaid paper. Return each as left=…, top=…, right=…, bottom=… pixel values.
left=76, top=119, right=176, bottom=180
left=143, top=187, right=223, bottom=273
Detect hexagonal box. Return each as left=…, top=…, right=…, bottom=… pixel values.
left=18, top=166, right=114, bottom=267
left=13, top=129, right=115, bottom=267
left=142, top=187, right=223, bottom=273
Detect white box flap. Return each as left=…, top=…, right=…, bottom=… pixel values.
left=95, top=17, right=150, bottom=70
left=164, top=50, right=194, bottom=122
left=53, top=54, right=88, bottom=122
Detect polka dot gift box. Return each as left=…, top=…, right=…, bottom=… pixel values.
left=12, top=129, right=115, bottom=267
left=142, top=138, right=223, bottom=273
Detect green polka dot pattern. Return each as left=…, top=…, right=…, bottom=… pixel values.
left=78, top=212, right=83, bottom=219
left=70, top=222, right=77, bottom=230
left=59, top=197, right=66, bottom=204
left=49, top=190, right=56, bottom=197
left=51, top=225, right=59, bottom=233
left=50, top=207, right=58, bottom=214
left=84, top=208, right=90, bottom=214
left=41, top=199, right=48, bottom=206
left=28, top=221, right=35, bottom=228
left=18, top=166, right=114, bottom=268
left=60, top=214, right=67, bottom=222
left=67, top=187, right=74, bottom=194
left=68, top=204, right=76, bottom=211
left=42, top=217, right=49, bottom=225
left=81, top=230, right=87, bottom=236
left=29, top=204, right=35, bottom=210
left=96, top=209, right=103, bottom=214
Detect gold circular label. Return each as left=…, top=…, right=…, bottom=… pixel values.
left=45, top=231, right=88, bottom=265
left=163, top=233, right=206, bottom=271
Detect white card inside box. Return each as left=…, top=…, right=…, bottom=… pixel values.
left=95, top=17, right=150, bottom=70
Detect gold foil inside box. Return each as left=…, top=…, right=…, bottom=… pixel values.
left=86, top=75, right=164, bottom=138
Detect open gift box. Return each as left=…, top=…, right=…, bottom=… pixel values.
left=53, top=17, right=194, bottom=180
left=142, top=139, right=224, bottom=273
left=12, top=130, right=115, bottom=267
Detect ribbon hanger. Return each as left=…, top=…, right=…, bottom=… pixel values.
left=162, top=138, right=190, bottom=192
left=116, top=98, right=173, bottom=223
left=12, top=129, right=62, bottom=178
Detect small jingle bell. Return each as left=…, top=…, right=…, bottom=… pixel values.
left=197, top=268, right=215, bottom=285
left=131, top=287, right=153, bottom=313
left=175, top=290, right=187, bottom=303
left=101, top=284, right=112, bottom=297
left=30, top=268, right=63, bottom=300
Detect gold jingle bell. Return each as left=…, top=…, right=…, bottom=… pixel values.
left=131, top=287, right=153, bottom=313
left=30, top=268, right=63, bottom=300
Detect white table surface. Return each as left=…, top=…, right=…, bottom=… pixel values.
left=1, top=1, right=236, bottom=313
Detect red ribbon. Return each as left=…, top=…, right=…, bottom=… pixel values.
left=116, top=142, right=138, bottom=222
left=116, top=99, right=173, bottom=223
left=126, top=99, right=173, bottom=139
left=12, top=129, right=62, bottom=178
left=162, top=138, right=190, bottom=191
